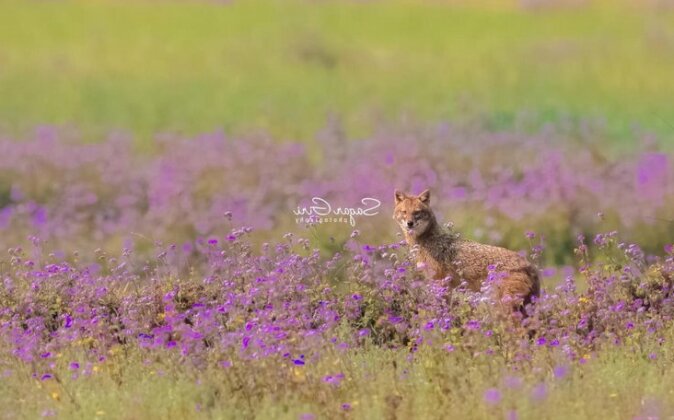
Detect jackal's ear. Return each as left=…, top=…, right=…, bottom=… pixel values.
left=394, top=189, right=405, bottom=204
left=418, top=189, right=430, bottom=205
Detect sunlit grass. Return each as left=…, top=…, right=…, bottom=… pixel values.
left=0, top=0, right=673, bottom=144
left=3, top=340, right=673, bottom=419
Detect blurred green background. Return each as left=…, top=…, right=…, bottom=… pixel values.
left=0, top=0, right=673, bottom=144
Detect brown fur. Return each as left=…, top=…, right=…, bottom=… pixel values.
left=393, top=189, right=540, bottom=307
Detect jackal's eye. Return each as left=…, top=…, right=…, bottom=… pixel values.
left=412, top=211, right=422, bottom=219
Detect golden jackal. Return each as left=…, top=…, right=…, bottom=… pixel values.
left=393, top=189, right=540, bottom=307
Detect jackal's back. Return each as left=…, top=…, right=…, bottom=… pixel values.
left=451, top=239, right=539, bottom=303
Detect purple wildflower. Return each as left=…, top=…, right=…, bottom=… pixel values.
left=553, top=365, right=569, bottom=379
left=483, top=388, right=501, bottom=405
left=531, top=383, right=548, bottom=401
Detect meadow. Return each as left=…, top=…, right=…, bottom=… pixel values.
left=1, top=123, right=673, bottom=419
left=1, top=0, right=674, bottom=419
left=1, top=0, right=674, bottom=144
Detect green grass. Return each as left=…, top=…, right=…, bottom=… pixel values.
left=4, top=341, right=674, bottom=419
left=1, top=0, right=674, bottom=144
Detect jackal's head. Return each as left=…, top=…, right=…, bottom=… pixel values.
left=393, top=189, right=435, bottom=238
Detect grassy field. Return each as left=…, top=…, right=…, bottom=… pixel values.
left=3, top=2, right=674, bottom=419
left=1, top=0, right=674, bottom=143
left=2, top=224, right=674, bottom=419
left=4, top=343, right=674, bottom=419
